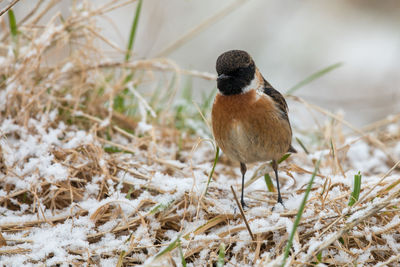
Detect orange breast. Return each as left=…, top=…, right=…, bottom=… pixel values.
left=211, top=90, right=292, bottom=163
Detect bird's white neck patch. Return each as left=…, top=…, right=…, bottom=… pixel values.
left=242, top=75, right=262, bottom=94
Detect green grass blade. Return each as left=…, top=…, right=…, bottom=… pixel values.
left=204, top=146, right=219, bottom=195
left=348, top=171, right=362, bottom=206
left=178, top=240, right=187, bottom=267
left=154, top=235, right=181, bottom=260
left=116, top=250, right=126, bottom=267
left=150, top=199, right=174, bottom=214
left=278, top=153, right=291, bottom=164
left=286, top=62, right=343, bottom=95
left=295, top=137, right=309, bottom=154
left=125, top=0, right=143, bottom=61
left=125, top=187, right=134, bottom=200
left=8, top=9, right=18, bottom=37
left=104, top=146, right=123, bottom=153
left=217, top=243, right=225, bottom=267
left=8, top=9, right=19, bottom=57
left=264, top=173, right=275, bottom=192
left=329, top=138, right=335, bottom=158
left=263, top=154, right=290, bottom=193
left=201, top=88, right=217, bottom=113
left=113, top=88, right=128, bottom=112
left=182, top=77, right=193, bottom=102
left=317, top=251, right=322, bottom=263
left=281, top=158, right=321, bottom=267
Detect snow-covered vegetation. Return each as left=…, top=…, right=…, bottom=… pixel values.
left=1, top=1, right=400, bottom=266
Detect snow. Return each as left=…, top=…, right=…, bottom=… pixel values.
left=333, top=250, right=352, bottom=264
left=137, top=121, right=153, bottom=134
left=5, top=1, right=400, bottom=264
left=346, top=139, right=388, bottom=173
left=33, top=25, right=64, bottom=48
left=61, top=62, right=74, bottom=73
left=63, top=130, right=94, bottom=149
left=1, top=110, right=400, bottom=265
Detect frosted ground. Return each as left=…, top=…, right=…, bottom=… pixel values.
left=1, top=108, right=400, bottom=266
left=1, top=1, right=400, bottom=266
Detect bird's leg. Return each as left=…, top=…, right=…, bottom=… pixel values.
left=240, top=162, right=247, bottom=208
left=272, top=160, right=284, bottom=206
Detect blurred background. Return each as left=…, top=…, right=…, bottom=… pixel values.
left=6, top=0, right=400, bottom=127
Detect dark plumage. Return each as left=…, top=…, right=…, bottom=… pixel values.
left=216, top=50, right=256, bottom=96
left=216, top=50, right=253, bottom=76
left=212, top=50, right=296, bottom=207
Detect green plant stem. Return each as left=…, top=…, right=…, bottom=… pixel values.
left=154, top=234, right=182, bottom=260
left=278, top=153, right=291, bottom=164
left=205, top=146, right=219, bottom=195
left=295, top=137, right=309, bottom=154
left=125, top=0, right=143, bottom=61
left=348, top=172, right=362, bottom=206
left=217, top=243, right=225, bottom=267
left=8, top=8, right=19, bottom=57
left=178, top=240, right=187, bottom=267
left=281, top=159, right=321, bottom=267
left=264, top=174, right=275, bottom=192
left=264, top=154, right=291, bottom=193
left=286, top=62, right=343, bottom=95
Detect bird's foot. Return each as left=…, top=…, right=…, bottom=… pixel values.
left=272, top=198, right=286, bottom=211
left=240, top=199, right=247, bottom=209
left=277, top=196, right=284, bottom=206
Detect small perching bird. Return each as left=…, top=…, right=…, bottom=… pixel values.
left=211, top=50, right=296, bottom=207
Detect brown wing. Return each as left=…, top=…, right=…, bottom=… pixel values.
left=262, top=79, right=288, bottom=119
left=263, top=79, right=297, bottom=153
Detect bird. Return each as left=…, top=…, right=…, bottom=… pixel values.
left=211, top=49, right=296, bottom=208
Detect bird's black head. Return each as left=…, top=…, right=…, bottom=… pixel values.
left=216, top=50, right=256, bottom=95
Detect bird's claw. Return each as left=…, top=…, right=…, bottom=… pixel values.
left=240, top=200, right=247, bottom=209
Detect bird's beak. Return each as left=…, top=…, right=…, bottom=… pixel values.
left=217, top=74, right=230, bottom=82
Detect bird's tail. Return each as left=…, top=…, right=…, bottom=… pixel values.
left=288, top=145, right=297, bottom=153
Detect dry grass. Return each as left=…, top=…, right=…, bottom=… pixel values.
left=1, top=1, right=400, bottom=266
